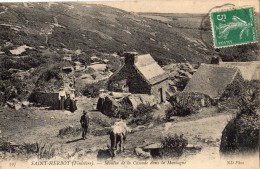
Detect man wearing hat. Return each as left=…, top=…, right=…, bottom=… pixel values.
left=80, top=111, right=90, bottom=140
left=58, top=86, right=66, bottom=110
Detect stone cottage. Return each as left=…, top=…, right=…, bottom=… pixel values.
left=184, top=64, right=243, bottom=100
left=107, top=52, right=168, bottom=103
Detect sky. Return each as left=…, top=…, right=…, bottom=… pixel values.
left=92, top=0, right=260, bottom=13
left=1, top=0, right=259, bottom=13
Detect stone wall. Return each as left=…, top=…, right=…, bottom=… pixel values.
left=108, top=65, right=151, bottom=94
left=151, top=80, right=168, bottom=103
left=32, top=92, right=60, bottom=109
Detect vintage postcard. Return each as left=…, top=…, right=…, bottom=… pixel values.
left=0, top=0, right=259, bottom=169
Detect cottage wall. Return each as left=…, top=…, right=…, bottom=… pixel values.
left=32, top=92, right=60, bottom=109
left=151, top=80, right=168, bottom=103
left=108, top=52, right=169, bottom=103
left=108, top=65, right=151, bottom=94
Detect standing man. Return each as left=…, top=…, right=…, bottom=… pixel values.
left=80, top=111, right=90, bottom=140
left=58, top=87, right=66, bottom=110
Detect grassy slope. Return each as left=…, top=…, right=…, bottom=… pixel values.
left=0, top=2, right=215, bottom=65
left=0, top=2, right=259, bottom=102
left=139, top=12, right=260, bottom=62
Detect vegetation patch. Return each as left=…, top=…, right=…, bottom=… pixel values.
left=159, top=134, right=188, bottom=158
left=0, top=138, right=39, bottom=155
left=167, top=92, right=212, bottom=119
left=81, top=80, right=107, bottom=98
left=220, top=80, right=260, bottom=155
left=129, top=104, right=155, bottom=125
left=58, top=126, right=82, bottom=138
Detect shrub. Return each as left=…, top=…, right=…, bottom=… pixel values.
left=117, top=102, right=132, bottom=119
left=220, top=81, right=260, bottom=155
left=83, top=84, right=100, bottom=98
left=130, top=104, right=154, bottom=125
left=58, top=126, right=82, bottom=138
left=167, top=92, right=212, bottom=119
left=37, top=143, right=59, bottom=159
left=175, top=77, right=189, bottom=91
left=0, top=139, right=12, bottom=152
left=160, top=134, right=188, bottom=158
left=221, top=80, right=260, bottom=103
left=106, top=56, right=122, bottom=72
left=73, top=54, right=91, bottom=66
left=82, top=80, right=106, bottom=98
left=165, top=104, right=197, bottom=120
left=153, top=115, right=165, bottom=125
left=0, top=138, right=39, bottom=154
left=91, top=114, right=114, bottom=127
left=220, top=112, right=259, bottom=154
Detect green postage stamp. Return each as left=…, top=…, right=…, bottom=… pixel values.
left=210, top=7, right=258, bottom=48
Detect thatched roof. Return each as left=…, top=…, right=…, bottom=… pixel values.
left=134, top=54, right=168, bottom=85
left=219, top=61, right=260, bottom=81
left=184, top=64, right=240, bottom=99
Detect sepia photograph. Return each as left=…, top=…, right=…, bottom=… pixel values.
left=0, top=0, right=259, bottom=169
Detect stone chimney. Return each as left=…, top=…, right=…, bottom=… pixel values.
left=124, top=52, right=139, bottom=65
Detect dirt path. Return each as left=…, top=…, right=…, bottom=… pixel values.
left=0, top=98, right=234, bottom=161
left=57, top=112, right=232, bottom=160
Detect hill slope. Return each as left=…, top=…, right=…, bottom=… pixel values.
left=0, top=2, right=259, bottom=103
left=0, top=2, right=216, bottom=64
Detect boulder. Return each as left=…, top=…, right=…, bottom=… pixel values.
left=97, top=149, right=114, bottom=160
left=14, top=104, right=22, bottom=110
left=88, top=64, right=107, bottom=72
left=22, top=101, right=30, bottom=107
left=143, top=143, right=162, bottom=150
left=133, top=125, right=146, bottom=131
left=6, top=101, right=14, bottom=108
left=102, top=95, right=121, bottom=117
left=123, top=94, right=157, bottom=110
left=134, top=148, right=151, bottom=159
left=110, top=92, right=131, bottom=99
left=154, top=104, right=161, bottom=110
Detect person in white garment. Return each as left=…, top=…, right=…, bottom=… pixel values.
left=58, top=87, right=66, bottom=110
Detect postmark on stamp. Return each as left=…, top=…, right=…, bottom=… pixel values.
left=210, top=7, right=258, bottom=48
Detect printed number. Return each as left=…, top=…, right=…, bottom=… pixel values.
left=217, top=14, right=226, bottom=21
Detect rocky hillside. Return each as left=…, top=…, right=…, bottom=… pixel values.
left=0, top=2, right=210, bottom=65
left=0, top=2, right=259, bottom=104
left=0, top=2, right=259, bottom=65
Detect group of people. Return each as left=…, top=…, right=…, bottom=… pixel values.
left=58, top=87, right=77, bottom=112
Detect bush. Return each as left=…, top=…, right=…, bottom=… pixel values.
left=153, top=115, right=166, bottom=125
left=167, top=92, right=212, bottom=119
left=82, top=80, right=106, bottom=98
left=91, top=114, right=114, bottom=127
left=220, top=81, right=260, bottom=155
left=129, top=104, right=154, bottom=125
left=165, top=104, right=197, bottom=120
left=221, top=80, right=260, bottom=102
left=160, top=134, right=188, bottom=158
left=58, top=126, right=82, bottom=138
left=0, top=138, right=39, bottom=154
left=117, top=101, right=133, bottom=119
left=175, top=77, right=189, bottom=91
left=37, top=143, right=59, bottom=159
left=220, top=112, right=259, bottom=154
